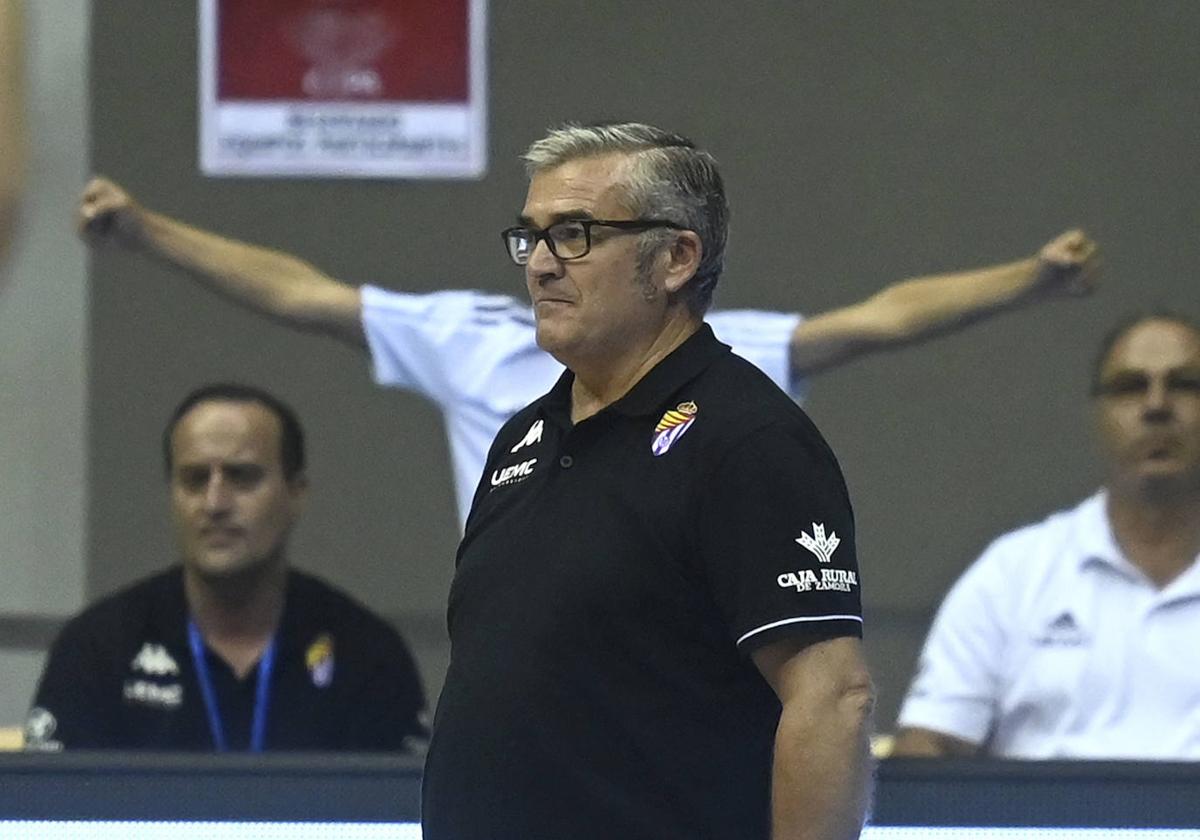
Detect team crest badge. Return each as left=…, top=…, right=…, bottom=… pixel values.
left=652, top=401, right=698, bottom=456
left=306, top=633, right=336, bottom=689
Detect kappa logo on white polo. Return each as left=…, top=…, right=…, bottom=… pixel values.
left=1032, top=611, right=1090, bottom=647
left=796, top=523, right=839, bottom=564
left=490, top=457, right=538, bottom=488
left=777, top=567, right=859, bottom=593
left=510, top=419, right=544, bottom=453
left=130, top=642, right=180, bottom=677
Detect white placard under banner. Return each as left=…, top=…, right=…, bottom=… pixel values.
left=198, top=0, right=487, bottom=179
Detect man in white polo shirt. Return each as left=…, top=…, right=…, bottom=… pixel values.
left=894, top=312, right=1200, bottom=759
left=77, top=174, right=1098, bottom=526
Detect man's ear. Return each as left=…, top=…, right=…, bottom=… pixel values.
left=660, top=230, right=703, bottom=295
left=287, top=473, right=310, bottom=516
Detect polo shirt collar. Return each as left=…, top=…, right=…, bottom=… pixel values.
left=1076, top=490, right=1200, bottom=600
left=150, top=566, right=192, bottom=653
left=1074, top=490, right=1128, bottom=574
left=541, top=324, right=730, bottom=424
left=159, top=565, right=298, bottom=659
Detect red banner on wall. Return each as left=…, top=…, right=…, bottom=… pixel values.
left=199, top=0, right=487, bottom=179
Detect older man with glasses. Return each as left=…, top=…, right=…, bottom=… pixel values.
left=422, top=122, right=870, bottom=840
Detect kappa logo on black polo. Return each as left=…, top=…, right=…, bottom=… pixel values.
left=130, top=642, right=180, bottom=677
left=124, top=642, right=184, bottom=709
left=510, top=419, right=544, bottom=453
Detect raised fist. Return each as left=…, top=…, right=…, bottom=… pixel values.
left=1033, top=229, right=1101, bottom=298
left=77, top=176, right=144, bottom=248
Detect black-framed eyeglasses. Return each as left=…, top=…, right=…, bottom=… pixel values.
left=500, top=218, right=684, bottom=265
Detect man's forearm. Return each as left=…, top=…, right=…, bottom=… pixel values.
left=789, top=257, right=1044, bottom=377
left=870, top=255, right=1043, bottom=340
left=790, top=229, right=1098, bottom=377
left=771, top=690, right=874, bottom=840
left=127, top=208, right=364, bottom=345
left=862, top=226, right=1098, bottom=347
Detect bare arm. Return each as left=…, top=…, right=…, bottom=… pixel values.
left=77, top=176, right=365, bottom=347
left=891, top=726, right=980, bottom=758
left=790, top=229, right=1100, bottom=377
left=753, top=635, right=875, bottom=840
left=0, top=0, right=27, bottom=264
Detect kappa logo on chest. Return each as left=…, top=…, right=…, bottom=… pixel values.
left=491, top=420, right=545, bottom=489
left=510, top=419, right=544, bottom=453
left=130, top=642, right=180, bottom=677
left=123, top=642, right=185, bottom=709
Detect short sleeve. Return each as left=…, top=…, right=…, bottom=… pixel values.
left=707, top=310, right=806, bottom=402
left=695, top=420, right=861, bottom=654
left=26, top=620, right=114, bottom=750
left=361, top=286, right=537, bottom=408
left=895, top=548, right=1010, bottom=745
left=342, top=625, right=429, bottom=752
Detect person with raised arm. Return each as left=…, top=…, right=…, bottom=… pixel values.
left=77, top=174, right=1098, bottom=525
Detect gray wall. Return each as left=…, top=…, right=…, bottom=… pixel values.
left=0, top=0, right=89, bottom=722
left=86, top=1, right=1200, bottom=729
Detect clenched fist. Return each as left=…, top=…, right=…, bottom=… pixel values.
left=1033, top=229, right=1101, bottom=298
left=77, top=176, right=145, bottom=249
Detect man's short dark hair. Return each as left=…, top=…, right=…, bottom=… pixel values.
left=163, top=383, right=306, bottom=481
left=1091, top=310, right=1200, bottom=395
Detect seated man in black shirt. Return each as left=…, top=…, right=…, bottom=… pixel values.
left=24, top=383, right=426, bottom=752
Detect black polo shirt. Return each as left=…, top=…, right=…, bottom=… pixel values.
left=27, top=567, right=426, bottom=752
left=423, top=324, right=862, bottom=840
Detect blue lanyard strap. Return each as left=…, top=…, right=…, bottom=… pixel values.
left=187, top=620, right=276, bottom=752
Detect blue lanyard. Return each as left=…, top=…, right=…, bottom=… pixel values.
left=186, top=620, right=276, bottom=752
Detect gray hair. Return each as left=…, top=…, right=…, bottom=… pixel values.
left=522, top=122, right=729, bottom=315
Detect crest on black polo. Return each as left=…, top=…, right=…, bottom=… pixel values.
left=652, top=401, right=698, bottom=456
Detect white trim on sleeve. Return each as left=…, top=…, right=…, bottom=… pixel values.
left=737, top=614, right=863, bottom=647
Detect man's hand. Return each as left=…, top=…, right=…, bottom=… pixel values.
left=1032, top=228, right=1100, bottom=298
left=73, top=175, right=366, bottom=345
left=77, top=176, right=145, bottom=249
